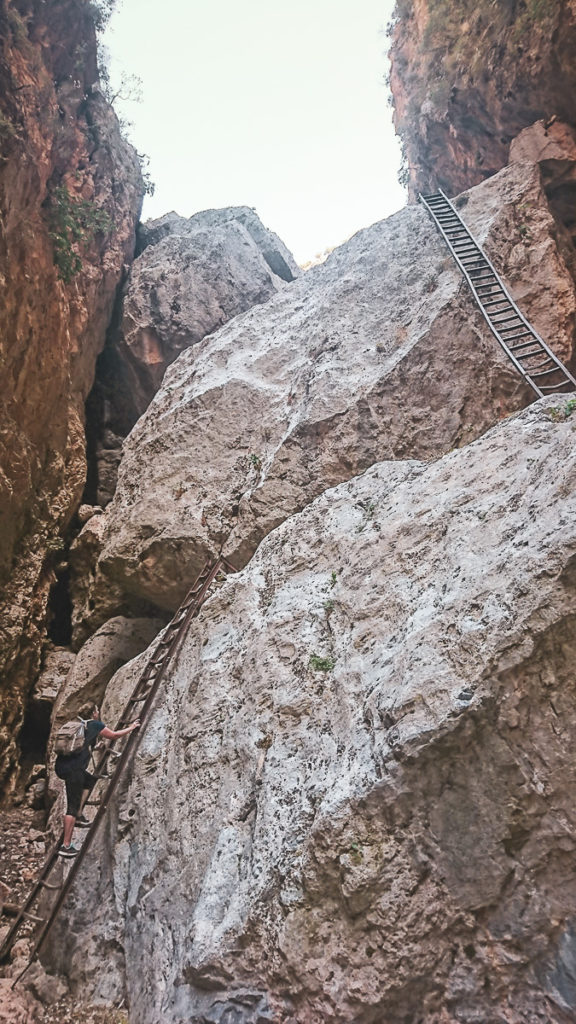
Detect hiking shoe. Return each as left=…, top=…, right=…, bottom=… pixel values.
left=75, top=814, right=91, bottom=828
left=58, top=843, right=80, bottom=858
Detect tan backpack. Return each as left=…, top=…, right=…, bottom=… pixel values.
left=54, top=718, right=86, bottom=757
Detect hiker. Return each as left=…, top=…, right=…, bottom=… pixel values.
left=54, top=702, right=140, bottom=858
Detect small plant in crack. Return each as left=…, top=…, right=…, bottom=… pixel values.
left=548, top=399, right=576, bottom=422
left=356, top=498, right=377, bottom=533
left=309, top=653, right=336, bottom=672
left=248, top=453, right=262, bottom=472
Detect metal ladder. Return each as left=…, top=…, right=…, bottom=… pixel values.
left=0, top=556, right=235, bottom=978
left=420, top=189, right=576, bottom=397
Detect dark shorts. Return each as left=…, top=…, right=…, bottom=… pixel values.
left=63, top=770, right=97, bottom=818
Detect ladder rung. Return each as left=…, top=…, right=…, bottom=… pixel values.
left=504, top=331, right=534, bottom=342
left=490, top=313, right=522, bottom=324
left=539, top=382, right=572, bottom=391
left=40, top=881, right=61, bottom=891
left=510, top=337, right=540, bottom=350
left=23, top=912, right=44, bottom=924
left=132, top=689, right=152, bottom=702
left=512, top=345, right=542, bottom=357
left=483, top=298, right=509, bottom=307
left=498, top=322, right=527, bottom=333
left=529, top=365, right=563, bottom=378
left=523, top=358, right=556, bottom=371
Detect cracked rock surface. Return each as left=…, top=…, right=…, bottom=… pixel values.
left=48, top=398, right=576, bottom=1023
left=77, top=160, right=576, bottom=633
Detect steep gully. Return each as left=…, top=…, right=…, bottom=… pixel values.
left=4, top=167, right=576, bottom=1008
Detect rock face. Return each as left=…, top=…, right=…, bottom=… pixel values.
left=510, top=119, right=576, bottom=259
left=389, top=0, right=576, bottom=198
left=86, top=206, right=300, bottom=506
left=50, top=615, right=164, bottom=728
left=48, top=397, right=576, bottom=1023
left=0, top=0, right=143, bottom=790
left=75, top=159, right=576, bottom=634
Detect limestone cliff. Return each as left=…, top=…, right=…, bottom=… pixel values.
left=31, top=150, right=576, bottom=1023
left=0, top=0, right=143, bottom=791
left=389, top=0, right=576, bottom=198
left=4, top=4, right=576, bottom=1021
left=86, top=207, right=299, bottom=507
left=72, top=159, right=574, bottom=639
left=48, top=397, right=576, bottom=1023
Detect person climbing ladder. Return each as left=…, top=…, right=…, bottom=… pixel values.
left=54, top=702, right=140, bottom=857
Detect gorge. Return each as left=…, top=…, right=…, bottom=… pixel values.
left=1, top=1, right=576, bottom=1022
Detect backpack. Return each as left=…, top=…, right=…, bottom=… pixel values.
left=54, top=718, right=87, bottom=757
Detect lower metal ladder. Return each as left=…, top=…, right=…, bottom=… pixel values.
left=420, top=189, right=576, bottom=397
left=0, top=556, right=235, bottom=980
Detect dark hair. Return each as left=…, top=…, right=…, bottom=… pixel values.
left=79, top=702, right=99, bottom=719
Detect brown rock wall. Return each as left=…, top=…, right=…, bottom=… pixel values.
left=389, top=0, right=576, bottom=198
left=0, top=0, right=143, bottom=791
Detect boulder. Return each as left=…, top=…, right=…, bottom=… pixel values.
left=81, top=161, right=576, bottom=627
left=0, top=978, right=43, bottom=1024
left=50, top=615, right=165, bottom=732
left=510, top=119, right=576, bottom=253
left=86, top=206, right=300, bottom=498
left=33, top=648, right=76, bottom=706
left=46, top=397, right=576, bottom=1022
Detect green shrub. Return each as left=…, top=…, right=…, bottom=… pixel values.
left=45, top=185, right=112, bottom=282
left=309, top=654, right=336, bottom=672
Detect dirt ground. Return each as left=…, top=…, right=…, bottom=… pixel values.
left=0, top=808, right=128, bottom=1024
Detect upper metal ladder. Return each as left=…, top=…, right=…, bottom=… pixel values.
left=420, top=189, right=576, bottom=397
left=0, top=556, right=235, bottom=980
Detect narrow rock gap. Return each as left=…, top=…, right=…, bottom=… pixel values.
left=18, top=695, right=51, bottom=774
left=83, top=272, right=134, bottom=508
left=46, top=566, right=72, bottom=647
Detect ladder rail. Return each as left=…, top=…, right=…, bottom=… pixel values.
left=1, top=557, right=234, bottom=972
left=420, top=190, right=576, bottom=396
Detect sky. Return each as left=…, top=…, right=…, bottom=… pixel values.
left=103, top=0, right=405, bottom=265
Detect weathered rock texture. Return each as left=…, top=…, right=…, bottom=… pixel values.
left=48, top=397, right=576, bottom=1023
left=389, top=0, right=576, bottom=198
left=45, top=615, right=163, bottom=835
left=75, top=159, right=576, bottom=635
left=510, top=119, right=576, bottom=260
left=85, top=206, right=299, bottom=506
left=0, top=0, right=143, bottom=790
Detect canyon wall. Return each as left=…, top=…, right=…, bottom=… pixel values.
left=0, top=0, right=143, bottom=792
left=49, top=397, right=576, bottom=1024
left=69, top=159, right=575, bottom=643
left=389, top=0, right=576, bottom=198
left=41, top=153, right=576, bottom=1022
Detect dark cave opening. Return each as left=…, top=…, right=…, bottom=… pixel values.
left=47, top=566, right=72, bottom=647
left=19, top=695, right=52, bottom=767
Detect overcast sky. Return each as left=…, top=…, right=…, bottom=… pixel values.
left=103, top=0, right=405, bottom=264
